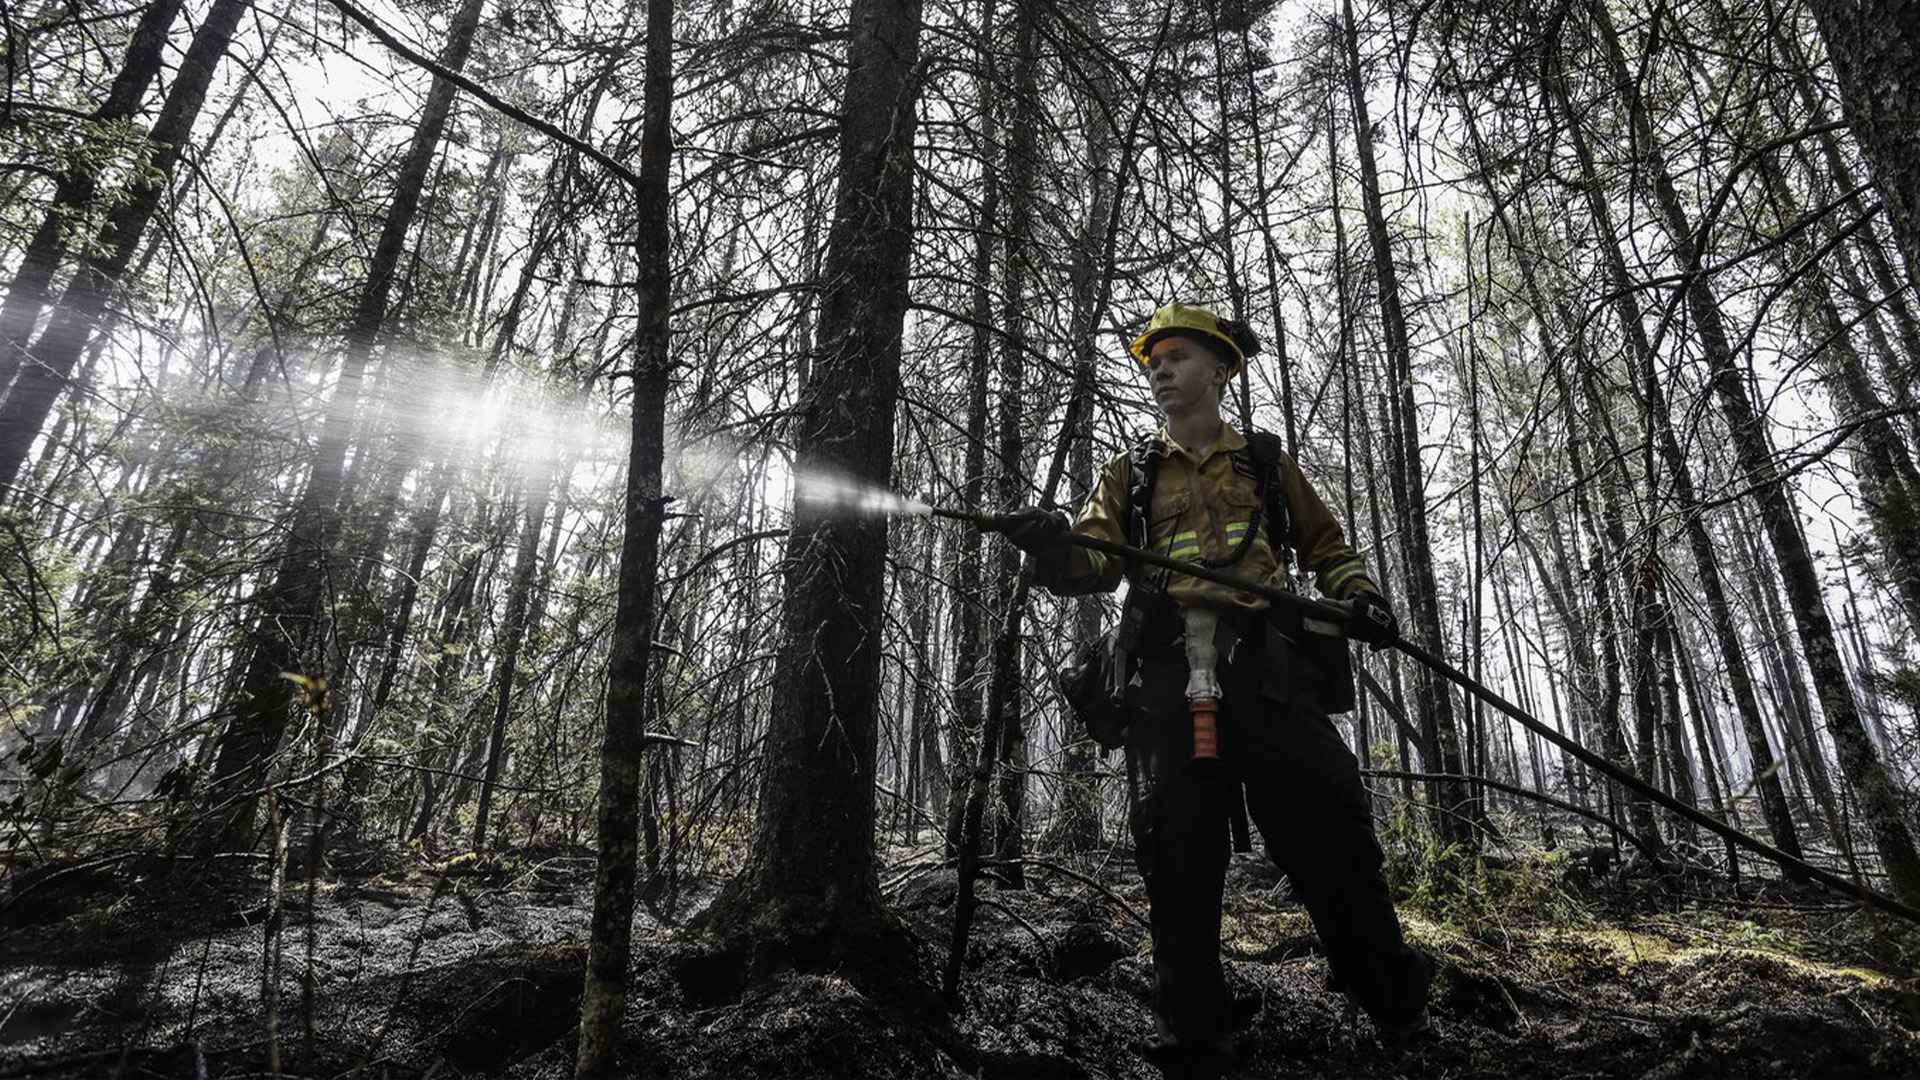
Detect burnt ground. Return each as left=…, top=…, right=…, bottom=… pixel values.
left=3, top=840, right=1918, bottom=1079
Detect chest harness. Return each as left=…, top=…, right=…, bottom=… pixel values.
left=1113, top=430, right=1295, bottom=661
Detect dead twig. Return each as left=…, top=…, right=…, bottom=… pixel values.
left=982, top=857, right=1150, bottom=931
left=978, top=898, right=1052, bottom=968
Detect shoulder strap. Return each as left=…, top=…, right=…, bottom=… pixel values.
left=1121, top=433, right=1173, bottom=587
left=1123, top=430, right=1294, bottom=569
left=1124, top=432, right=1161, bottom=550
left=1247, top=432, right=1294, bottom=560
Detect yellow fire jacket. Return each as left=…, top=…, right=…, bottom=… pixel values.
left=1035, top=424, right=1380, bottom=614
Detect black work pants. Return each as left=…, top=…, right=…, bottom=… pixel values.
left=1125, top=624, right=1428, bottom=1042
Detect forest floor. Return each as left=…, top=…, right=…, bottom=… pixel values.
left=3, top=834, right=1919, bottom=1079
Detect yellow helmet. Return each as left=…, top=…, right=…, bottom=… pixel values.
left=1128, top=303, right=1257, bottom=375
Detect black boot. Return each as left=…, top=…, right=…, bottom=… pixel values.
left=1139, top=1031, right=1239, bottom=1079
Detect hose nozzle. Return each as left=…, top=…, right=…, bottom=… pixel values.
left=1184, top=608, right=1224, bottom=762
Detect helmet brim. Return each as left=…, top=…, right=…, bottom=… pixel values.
left=1129, top=327, right=1246, bottom=374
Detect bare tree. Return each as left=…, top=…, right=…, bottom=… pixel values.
left=693, top=0, right=928, bottom=986
left=1802, top=0, right=1920, bottom=292
left=574, top=0, right=675, bottom=1066
left=1339, top=0, right=1476, bottom=843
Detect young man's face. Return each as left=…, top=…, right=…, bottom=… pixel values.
left=1146, top=334, right=1229, bottom=417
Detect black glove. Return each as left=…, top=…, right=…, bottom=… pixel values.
left=998, top=506, right=1071, bottom=563
left=1347, top=593, right=1399, bottom=648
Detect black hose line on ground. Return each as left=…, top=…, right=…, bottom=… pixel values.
left=1022, top=526, right=1920, bottom=926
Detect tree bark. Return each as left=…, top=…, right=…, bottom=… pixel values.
left=691, top=0, right=927, bottom=990
left=573, top=0, right=675, bottom=1069
left=1802, top=0, right=1920, bottom=294
left=943, top=0, right=998, bottom=856
left=987, top=0, right=1038, bottom=887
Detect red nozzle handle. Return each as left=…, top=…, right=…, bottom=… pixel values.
left=1191, top=699, right=1220, bottom=761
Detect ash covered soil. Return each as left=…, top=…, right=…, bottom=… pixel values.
left=3, top=844, right=1918, bottom=1078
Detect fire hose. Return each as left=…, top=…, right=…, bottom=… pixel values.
left=935, top=504, right=1920, bottom=926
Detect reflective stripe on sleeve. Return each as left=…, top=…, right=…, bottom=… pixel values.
left=1322, top=559, right=1369, bottom=595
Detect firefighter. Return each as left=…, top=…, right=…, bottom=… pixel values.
left=1002, top=302, right=1431, bottom=1075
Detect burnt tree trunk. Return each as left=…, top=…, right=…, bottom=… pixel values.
left=988, top=0, right=1039, bottom=886
left=943, top=0, right=998, bottom=856
left=572, top=0, right=679, bottom=1068
left=690, top=0, right=927, bottom=990
left=573, top=0, right=675, bottom=1070
left=1802, top=0, right=1920, bottom=293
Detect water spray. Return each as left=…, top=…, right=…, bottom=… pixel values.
left=795, top=470, right=934, bottom=518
